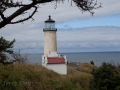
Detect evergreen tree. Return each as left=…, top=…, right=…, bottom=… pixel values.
left=0, top=36, right=15, bottom=54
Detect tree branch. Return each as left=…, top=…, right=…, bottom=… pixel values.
left=73, top=0, right=101, bottom=15
left=0, top=10, right=6, bottom=20
left=10, top=6, right=37, bottom=24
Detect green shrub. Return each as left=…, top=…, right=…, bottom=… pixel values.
left=90, top=62, right=120, bottom=90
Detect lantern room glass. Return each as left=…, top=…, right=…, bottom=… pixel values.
left=45, top=22, right=55, bottom=29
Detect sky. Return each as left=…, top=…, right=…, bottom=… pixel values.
left=0, top=0, right=120, bottom=54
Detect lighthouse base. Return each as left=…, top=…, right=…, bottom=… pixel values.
left=42, top=52, right=67, bottom=75
left=45, top=64, right=67, bottom=75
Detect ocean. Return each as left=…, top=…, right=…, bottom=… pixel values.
left=27, top=52, right=120, bottom=66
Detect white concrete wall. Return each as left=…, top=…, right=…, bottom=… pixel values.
left=42, top=55, right=47, bottom=66
left=42, top=54, right=67, bottom=75
left=46, top=64, right=67, bottom=75
left=44, top=31, right=57, bottom=56
left=48, top=51, right=59, bottom=57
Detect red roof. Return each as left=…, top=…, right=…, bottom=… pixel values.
left=47, top=57, right=65, bottom=64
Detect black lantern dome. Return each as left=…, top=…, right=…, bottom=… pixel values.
left=45, top=15, right=55, bottom=23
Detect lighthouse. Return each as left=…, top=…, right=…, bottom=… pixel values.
left=43, top=15, right=57, bottom=57
left=42, top=15, right=67, bottom=75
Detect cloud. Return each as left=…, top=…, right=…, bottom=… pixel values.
left=1, top=26, right=119, bottom=53
left=57, top=26, right=120, bottom=52
left=3, top=0, right=120, bottom=25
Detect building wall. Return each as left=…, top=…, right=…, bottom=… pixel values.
left=42, top=54, right=67, bottom=75
left=44, top=31, right=57, bottom=56
left=46, top=64, right=67, bottom=75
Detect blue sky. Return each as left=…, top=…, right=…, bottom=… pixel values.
left=0, top=0, right=120, bottom=53
left=56, top=14, right=120, bottom=28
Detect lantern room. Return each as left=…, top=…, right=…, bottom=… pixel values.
left=44, top=15, right=56, bottom=30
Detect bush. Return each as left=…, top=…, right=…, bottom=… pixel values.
left=90, top=61, right=94, bottom=65
left=90, top=62, right=120, bottom=90
left=11, top=51, right=28, bottom=64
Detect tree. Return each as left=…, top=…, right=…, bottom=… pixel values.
left=0, top=36, right=15, bottom=54
left=0, top=36, right=15, bottom=64
left=11, top=50, right=28, bottom=64
left=0, top=0, right=101, bottom=29
left=90, top=62, right=120, bottom=90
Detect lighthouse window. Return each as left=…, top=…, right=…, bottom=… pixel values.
left=45, top=22, right=55, bottom=29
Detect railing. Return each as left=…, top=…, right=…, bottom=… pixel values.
left=43, top=28, right=57, bottom=31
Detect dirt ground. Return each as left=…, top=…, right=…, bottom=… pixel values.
left=67, top=62, right=81, bottom=73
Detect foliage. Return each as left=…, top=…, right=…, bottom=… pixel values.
left=0, top=63, right=92, bottom=90
left=77, top=63, right=97, bottom=73
left=11, top=50, right=28, bottom=64
left=90, top=61, right=94, bottom=65
left=0, top=0, right=101, bottom=28
left=0, top=36, right=15, bottom=54
left=90, top=62, right=120, bottom=90
left=0, top=36, right=15, bottom=65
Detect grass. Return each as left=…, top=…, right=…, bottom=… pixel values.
left=0, top=63, right=97, bottom=90
left=77, top=63, right=97, bottom=73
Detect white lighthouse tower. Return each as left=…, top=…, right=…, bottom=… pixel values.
left=42, top=15, right=67, bottom=75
